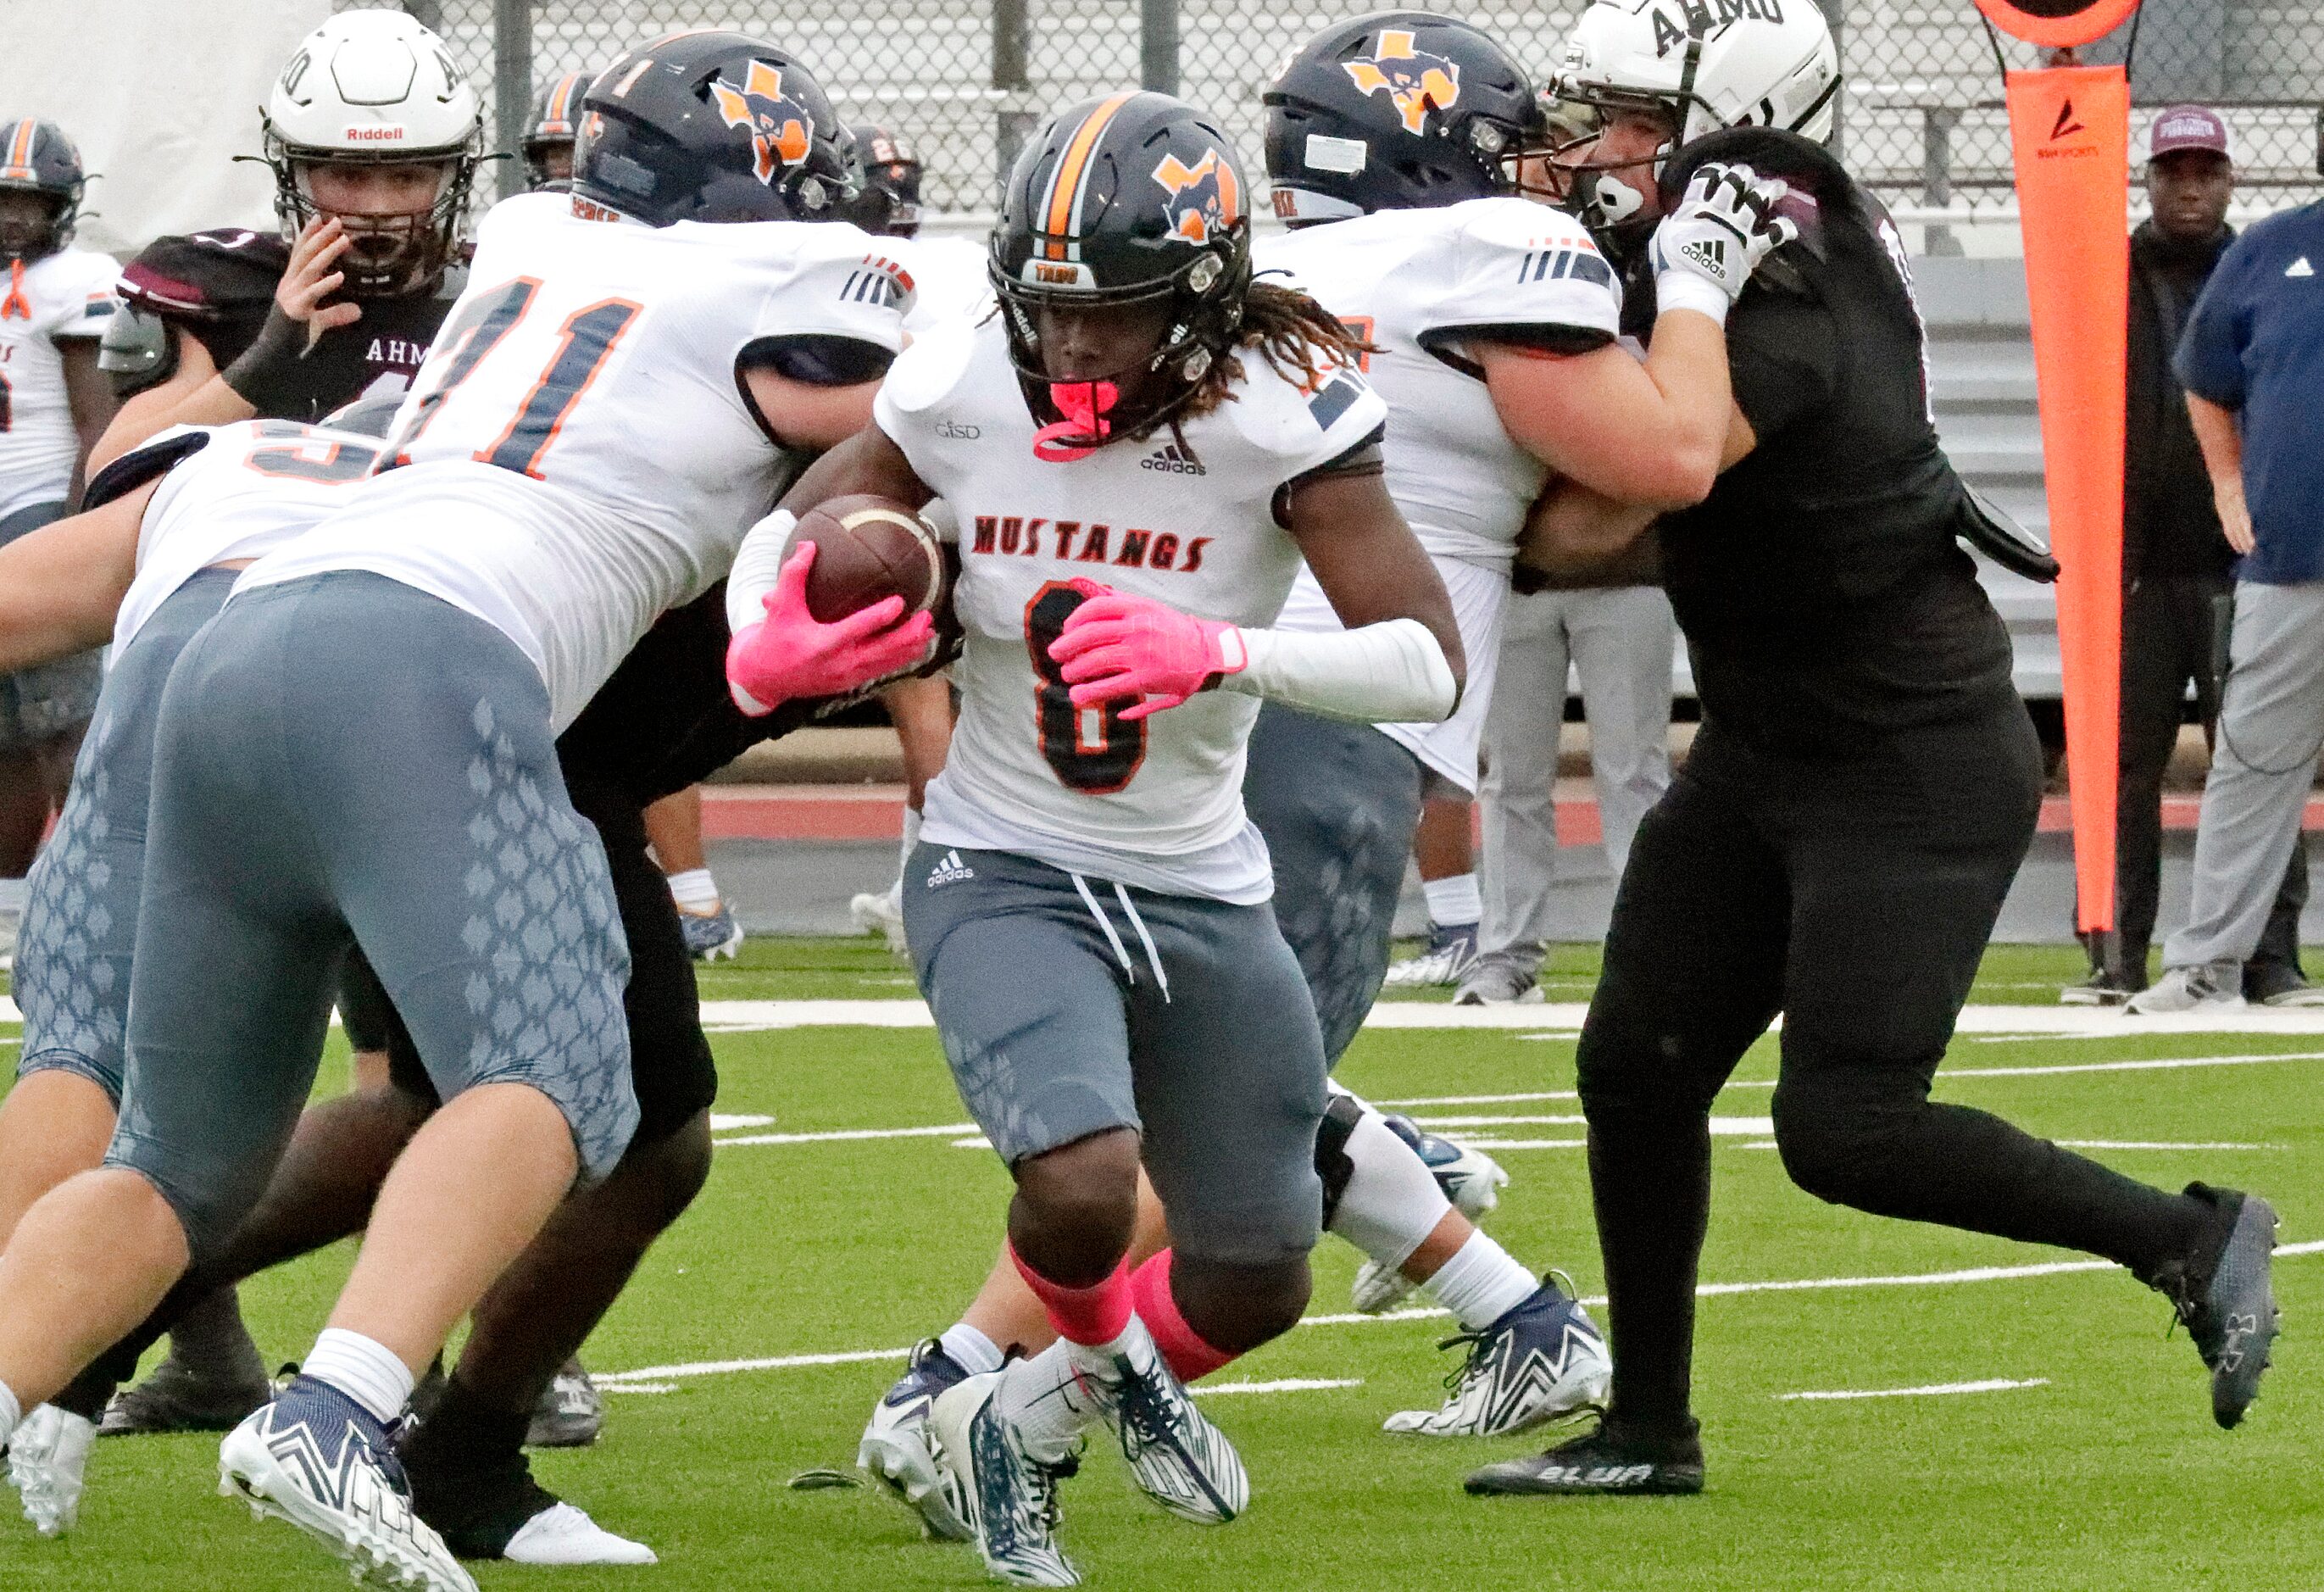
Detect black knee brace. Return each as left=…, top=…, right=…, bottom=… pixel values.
left=1314, top=1091, right=1367, bottom=1230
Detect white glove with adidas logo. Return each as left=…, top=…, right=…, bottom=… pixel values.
left=1648, top=162, right=1799, bottom=326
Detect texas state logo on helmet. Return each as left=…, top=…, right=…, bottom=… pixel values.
left=1153, top=149, right=1240, bottom=245
left=709, top=60, right=815, bottom=184
left=1264, top=14, right=1539, bottom=222
left=574, top=31, right=856, bottom=225
left=1346, top=28, right=1463, bottom=136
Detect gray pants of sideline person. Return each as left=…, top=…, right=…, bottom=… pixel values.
left=1478, top=586, right=1676, bottom=960
left=2162, top=578, right=2324, bottom=974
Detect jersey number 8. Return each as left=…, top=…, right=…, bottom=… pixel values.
left=1026, top=582, right=1145, bottom=794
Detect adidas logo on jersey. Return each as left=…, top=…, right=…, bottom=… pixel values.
left=1141, top=443, right=1206, bottom=476
left=925, top=849, right=976, bottom=889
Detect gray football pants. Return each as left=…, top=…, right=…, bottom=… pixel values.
left=1479, top=586, right=1676, bottom=959
left=2164, top=579, right=2324, bottom=974
left=107, top=572, right=637, bottom=1263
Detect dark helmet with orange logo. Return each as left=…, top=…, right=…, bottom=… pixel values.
left=572, top=31, right=857, bottom=226
left=990, top=91, right=1253, bottom=451
left=846, top=121, right=923, bottom=237
left=522, top=70, right=594, bottom=192
left=0, top=118, right=86, bottom=262
left=1263, top=12, right=1538, bottom=225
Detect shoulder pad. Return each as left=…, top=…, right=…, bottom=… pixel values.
left=1447, top=195, right=1595, bottom=252
left=97, top=303, right=175, bottom=387
left=879, top=317, right=981, bottom=415
left=80, top=426, right=214, bottom=512
left=119, top=229, right=288, bottom=319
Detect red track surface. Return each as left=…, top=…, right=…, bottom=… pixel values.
left=703, top=785, right=2324, bottom=844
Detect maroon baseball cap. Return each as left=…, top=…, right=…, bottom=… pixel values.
left=2147, top=104, right=2232, bottom=163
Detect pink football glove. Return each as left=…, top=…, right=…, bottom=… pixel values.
left=725, top=542, right=937, bottom=717
left=1048, top=587, right=1247, bottom=721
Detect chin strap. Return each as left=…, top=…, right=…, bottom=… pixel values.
left=1031, top=379, right=1118, bottom=463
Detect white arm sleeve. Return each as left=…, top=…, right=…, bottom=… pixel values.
left=725, top=508, right=798, bottom=637
left=1218, top=616, right=1458, bottom=725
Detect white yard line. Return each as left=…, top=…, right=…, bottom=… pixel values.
left=1781, top=1378, right=2049, bottom=1402
left=714, top=1123, right=978, bottom=1148
left=594, top=1243, right=2324, bottom=1389
left=1193, top=1378, right=1361, bottom=1398
left=1737, top=1139, right=2276, bottom=1152
left=669, top=999, right=2324, bottom=1036
left=1376, top=1091, right=1580, bottom=1106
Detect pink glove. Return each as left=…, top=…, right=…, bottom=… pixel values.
left=1048, top=586, right=1246, bottom=721
left=726, top=542, right=937, bottom=717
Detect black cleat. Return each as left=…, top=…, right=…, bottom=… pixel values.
left=1464, top=1420, right=1704, bottom=1497
left=2158, top=1184, right=2281, bottom=1429
left=97, top=1354, right=272, bottom=1437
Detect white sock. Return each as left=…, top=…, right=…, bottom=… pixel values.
left=1422, top=872, right=1481, bottom=928
left=898, top=807, right=923, bottom=879
left=666, top=867, right=720, bottom=915
left=939, top=1321, right=1004, bottom=1377
left=994, top=1317, right=1148, bottom=1461
left=303, top=1328, right=416, bottom=1425
left=1426, top=1231, right=1541, bottom=1332
left=0, top=1381, right=19, bottom=1446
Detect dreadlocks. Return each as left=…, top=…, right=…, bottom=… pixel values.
left=1181, top=278, right=1376, bottom=424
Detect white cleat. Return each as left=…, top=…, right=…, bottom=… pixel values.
left=858, top=1339, right=975, bottom=1539
left=850, top=881, right=909, bottom=952
left=8, top=1404, right=95, bottom=1537
left=219, top=1388, right=475, bottom=1592
left=926, top=1372, right=1081, bottom=1589
left=1383, top=1274, right=1611, bottom=1438
left=502, top=1500, right=657, bottom=1565
left=1352, top=1127, right=1512, bottom=1314
left=1087, top=1330, right=1248, bottom=1526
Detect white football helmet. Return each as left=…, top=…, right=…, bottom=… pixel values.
left=260, top=10, right=483, bottom=292
left=1543, top=0, right=1840, bottom=231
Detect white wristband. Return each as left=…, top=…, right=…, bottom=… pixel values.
left=1219, top=616, right=1458, bottom=724
left=1652, top=270, right=1733, bottom=327
left=726, top=508, right=798, bottom=637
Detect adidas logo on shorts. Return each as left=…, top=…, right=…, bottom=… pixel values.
left=1141, top=442, right=1206, bottom=476
left=925, top=849, right=976, bottom=889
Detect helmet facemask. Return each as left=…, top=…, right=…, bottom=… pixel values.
left=267, top=133, right=475, bottom=295
left=992, top=242, right=1248, bottom=460
left=0, top=186, right=68, bottom=264
left=1520, top=87, right=1684, bottom=238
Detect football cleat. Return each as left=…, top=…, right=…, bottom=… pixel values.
left=502, top=1501, right=657, bottom=1566
left=219, top=1377, right=475, bottom=1591
left=2158, top=1184, right=2281, bottom=1428
left=859, top=1339, right=975, bottom=1539
left=849, top=881, right=909, bottom=953
left=1382, top=922, right=1478, bottom=988
left=1452, top=949, right=1545, bottom=1006
left=101, top=1348, right=273, bottom=1436
left=8, top=1403, right=96, bottom=1537
left=2125, top=962, right=2244, bottom=1015
left=1352, top=1117, right=1512, bottom=1313
left=1463, top=1419, right=1706, bottom=1497
left=1086, top=1333, right=1248, bottom=1526
left=679, top=901, right=744, bottom=961
left=525, top=1358, right=603, bottom=1449
left=926, top=1371, right=1081, bottom=1588
left=1384, top=1274, right=1611, bottom=1438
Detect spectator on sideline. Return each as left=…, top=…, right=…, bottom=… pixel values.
left=1454, top=587, right=1676, bottom=1005
left=2130, top=127, right=2324, bottom=1013
left=2067, top=105, right=2313, bottom=1006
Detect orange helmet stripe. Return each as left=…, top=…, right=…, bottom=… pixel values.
left=1038, top=92, right=1137, bottom=262
left=548, top=71, right=584, bottom=130
left=0, top=120, right=34, bottom=180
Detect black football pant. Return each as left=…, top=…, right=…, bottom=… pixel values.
left=2095, top=571, right=2306, bottom=986
left=1576, top=706, right=2229, bottom=1433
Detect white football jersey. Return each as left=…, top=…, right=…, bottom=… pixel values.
left=889, top=233, right=993, bottom=335
left=1258, top=198, right=1624, bottom=790
left=241, top=192, right=912, bottom=729
left=880, top=315, right=1387, bottom=903
left=115, top=420, right=382, bottom=651
left=0, top=246, right=119, bottom=520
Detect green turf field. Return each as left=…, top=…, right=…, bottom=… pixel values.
left=1, top=938, right=2318, bottom=1589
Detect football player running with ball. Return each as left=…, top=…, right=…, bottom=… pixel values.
left=723, top=93, right=1461, bottom=1587
left=1467, top=0, right=2280, bottom=1500
left=853, top=11, right=1798, bottom=1484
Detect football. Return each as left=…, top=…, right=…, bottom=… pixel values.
left=793, top=495, right=948, bottom=626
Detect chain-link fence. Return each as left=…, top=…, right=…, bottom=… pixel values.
left=351, top=0, right=2323, bottom=225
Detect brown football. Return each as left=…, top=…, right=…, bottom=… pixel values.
left=793, top=495, right=948, bottom=625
